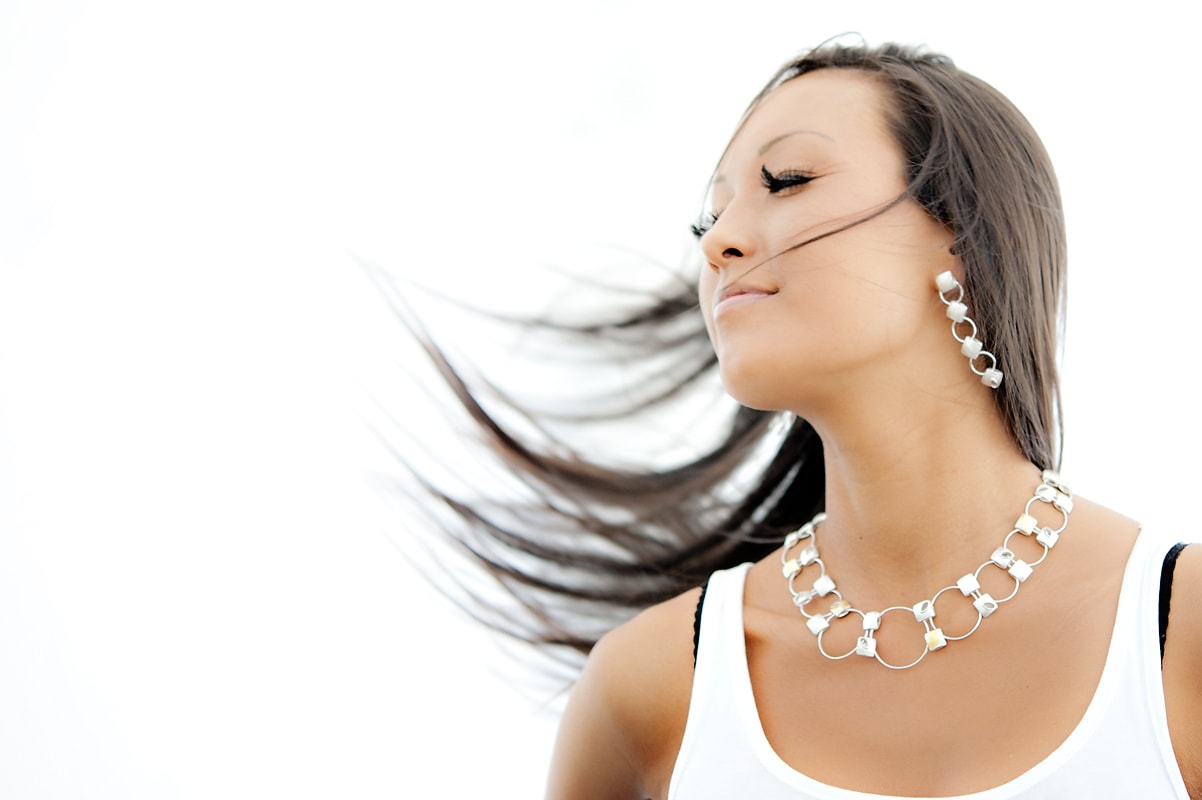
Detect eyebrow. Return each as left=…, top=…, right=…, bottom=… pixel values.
left=757, top=129, right=835, bottom=155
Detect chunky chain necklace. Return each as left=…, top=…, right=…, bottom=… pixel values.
left=781, top=470, right=1072, bottom=670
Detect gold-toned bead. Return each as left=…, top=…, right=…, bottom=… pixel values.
left=925, top=628, right=948, bottom=651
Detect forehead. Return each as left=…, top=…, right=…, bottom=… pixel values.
left=716, top=69, right=896, bottom=174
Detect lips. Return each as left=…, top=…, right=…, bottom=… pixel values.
left=713, top=285, right=777, bottom=318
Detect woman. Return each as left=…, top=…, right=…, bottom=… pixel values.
left=404, top=42, right=1200, bottom=797
left=534, top=43, right=1202, bottom=798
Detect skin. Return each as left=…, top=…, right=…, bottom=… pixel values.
left=545, top=69, right=1202, bottom=799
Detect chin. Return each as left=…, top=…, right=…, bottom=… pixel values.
left=717, top=358, right=801, bottom=413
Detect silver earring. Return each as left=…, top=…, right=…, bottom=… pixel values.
left=935, top=271, right=1003, bottom=389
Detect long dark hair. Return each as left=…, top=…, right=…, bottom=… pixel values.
left=388, top=41, right=1066, bottom=675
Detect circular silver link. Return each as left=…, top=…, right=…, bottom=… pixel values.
left=815, top=612, right=861, bottom=660
left=870, top=606, right=930, bottom=670
left=974, top=560, right=1022, bottom=603
left=1024, top=495, right=1069, bottom=534
left=938, top=282, right=965, bottom=305
left=951, top=316, right=978, bottom=344
left=930, top=584, right=985, bottom=640
left=943, top=612, right=984, bottom=641
left=1003, top=529, right=1051, bottom=567
left=968, top=350, right=998, bottom=377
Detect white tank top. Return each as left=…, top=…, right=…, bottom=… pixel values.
left=669, top=530, right=1190, bottom=798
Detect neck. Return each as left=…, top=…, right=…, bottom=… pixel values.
left=799, top=385, right=1041, bottom=607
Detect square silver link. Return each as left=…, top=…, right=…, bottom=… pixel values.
left=1035, top=484, right=1057, bottom=503
left=855, top=636, right=878, bottom=657
left=782, top=559, right=801, bottom=579
left=806, top=615, right=830, bottom=635
left=1036, top=527, right=1059, bottom=548
left=1008, top=559, right=1033, bottom=583
left=957, top=574, right=981, bottom=595
left=991, top=547, right=1016, bottom=568
left=863, top=611, right=881, bottom=631
left=798, top=544, right=819, bottom=566
left=973, top=593, right=999, bottom=617
left=813, top=575, right=836, bottom=597
left=912, top=599, right=935, bottom=622
left=1053, top=492, right=1073, bottom=514
left=830, top=599, right=852, bottom=618
left=1015, top=513, right=1038, bottom=534
left=793, top=590, right=813, bottom=607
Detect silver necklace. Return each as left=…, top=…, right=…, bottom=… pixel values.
left=781, top=470, right=1072, bottom=670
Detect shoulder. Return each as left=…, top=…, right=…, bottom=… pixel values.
left=545, top=585, right=703, bottom=800
left=1163, top=543, right=1202, bottom=796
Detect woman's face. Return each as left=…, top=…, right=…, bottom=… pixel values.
left=697, top=69, right=957, bottom=414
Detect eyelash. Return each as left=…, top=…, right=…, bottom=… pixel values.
left=690, top=213, right=719, bottom=239
left=760, top=165, right=814, bottom=194
left=689, top=166, right=815, bottom=238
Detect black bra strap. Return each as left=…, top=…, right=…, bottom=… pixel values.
left=692, top=579, right=710, bottom=668
left=1159, top=542, right=1189, bottom=662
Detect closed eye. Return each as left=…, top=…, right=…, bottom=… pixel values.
left=761, top=165, right=813, bottom=193
left=690, top=211, right=720, bottom=239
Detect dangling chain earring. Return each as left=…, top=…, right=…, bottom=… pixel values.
left=935, top=271, right=1003, bottom=389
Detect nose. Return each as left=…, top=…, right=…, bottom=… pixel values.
left=701, top=210, right=758, bottom=272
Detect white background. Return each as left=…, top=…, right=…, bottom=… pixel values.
left=1, top=1, right=1198, bottom=798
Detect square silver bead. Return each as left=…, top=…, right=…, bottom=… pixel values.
left=1053, top=492, right=1073, bottom=514
left=981, top=368, right=1003, bottom=388
left=798, top=544, right=819, bottom=566
left=863, top=611, right=881, bottom=631
left=813, top=575, right=836, bottom=597
left=782, top=559, right=801, bottom=579
left=1015, top=513, right=1038, bottom=534
left=806, top=615, right=830, bottom=635
left=1008, top=559, right=1033, bottom=583
left=1036, top=527, right=1059, bottom=548
left=957, top=574, right=981, bottom=595
left=856, top=636, right=877, bottom=657
left=991, top=547, right=1015, bottom=568
left=912, top=599, right=935, bottom=622
left=973, top=593, right=999, bottom=617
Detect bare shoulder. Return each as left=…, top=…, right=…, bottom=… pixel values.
left=545, top=586, right=701, bottom=800
left=1164, top=543, right=1202, bottom=797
